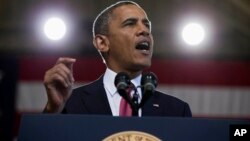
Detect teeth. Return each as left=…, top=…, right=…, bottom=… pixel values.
left=140, top=42, right=149, bottom=46
left=136, top=41, right=150, bottom=50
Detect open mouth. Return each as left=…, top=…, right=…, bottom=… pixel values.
left=135, top=41, right=150, bottom=51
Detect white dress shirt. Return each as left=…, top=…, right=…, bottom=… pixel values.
left=103, top=68, right=142, bottom=116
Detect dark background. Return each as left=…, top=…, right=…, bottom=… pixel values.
left=0, top=0, right=250, bottom=60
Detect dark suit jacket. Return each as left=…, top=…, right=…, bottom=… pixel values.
left=62, top=75, right=192, bottom=117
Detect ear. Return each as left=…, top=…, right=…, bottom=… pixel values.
left=93, top=34, right=109, bottom=52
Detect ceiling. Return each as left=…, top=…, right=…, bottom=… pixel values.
left=0, top=0, right=250, bottom=60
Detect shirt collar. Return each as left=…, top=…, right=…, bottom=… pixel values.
left=103, top=68, right=142, bottom=96
left=103, top=68, right=117, bottom=96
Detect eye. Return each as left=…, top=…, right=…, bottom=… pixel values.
left=125, top=22, right=135, bottom=26
left=144, top=21, right=151, bottom=29
left=122, top=18, right=137, bottom=27
left=124, top=20, right=136, bottom=27
left=145, top=22, right=150, bottom=29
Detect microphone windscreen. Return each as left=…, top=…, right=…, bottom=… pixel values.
left=114, top=72, right=130, bottom=90
left=141, top=72, right=158, bottom=90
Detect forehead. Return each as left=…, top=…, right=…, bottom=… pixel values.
left=110, top=4, right=148, bottom=21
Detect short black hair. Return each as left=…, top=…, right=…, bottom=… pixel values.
left=92, top=1, right=140, bottom=37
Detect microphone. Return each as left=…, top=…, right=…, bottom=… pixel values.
left=139, top=72, right=158, bottom=108
left=114, top=72, right=134, bottom=107
left=114, top=72, right=131, bottom=91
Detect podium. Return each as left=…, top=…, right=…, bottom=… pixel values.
left=18, top=114, right=249, bottom=141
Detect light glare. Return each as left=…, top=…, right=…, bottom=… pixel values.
left=182, top=23, right=205, bottom=46
left=43, top=17, right=66, bottom=40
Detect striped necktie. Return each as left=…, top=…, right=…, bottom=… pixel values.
left=119, top=83, right=137, bottom=116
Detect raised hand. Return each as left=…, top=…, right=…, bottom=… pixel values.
left=43, top=57, right=76, bottom=113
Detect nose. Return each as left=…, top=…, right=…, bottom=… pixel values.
left=136, top=22, right=150, bottom=36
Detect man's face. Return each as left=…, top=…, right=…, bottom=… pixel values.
left=106, top=4, right=154, bottom=73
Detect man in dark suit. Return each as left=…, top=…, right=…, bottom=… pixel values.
left=43, top=1, right=192, bottom=117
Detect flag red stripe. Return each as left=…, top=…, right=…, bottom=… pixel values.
left=19, top=56, right=250, bottom=86
left=150, top=59, right=250, bottom=86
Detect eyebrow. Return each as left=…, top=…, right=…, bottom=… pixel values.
left=121, top=17, right=150, bottom=25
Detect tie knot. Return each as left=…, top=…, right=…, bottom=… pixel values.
left=126, top=83, right=136, bottom=94
left=128, top=82, right=135, bottom=88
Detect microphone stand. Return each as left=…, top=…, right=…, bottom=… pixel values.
left=132, top=106, right=139, bottom=116
left=139, top=87, right=154, bottom=108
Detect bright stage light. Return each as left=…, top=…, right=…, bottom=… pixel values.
left=43, top=17, right=66, bottom=41
left=182, top=23, right=205, bottom=46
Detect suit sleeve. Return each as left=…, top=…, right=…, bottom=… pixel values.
left=183, top=102, right=192, bottom=117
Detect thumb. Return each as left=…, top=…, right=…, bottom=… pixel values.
left=68, top=59, right=76, bottom=82
left=59, top=57, right=76, bottom=82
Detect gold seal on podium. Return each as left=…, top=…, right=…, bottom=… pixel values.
left=103, top=131, right=161, bottom=141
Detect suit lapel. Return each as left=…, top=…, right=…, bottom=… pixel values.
left=142, top=91, right=163, bottom=116
left=80, top=75, right=112, bottom=115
